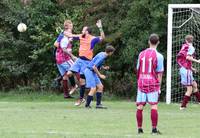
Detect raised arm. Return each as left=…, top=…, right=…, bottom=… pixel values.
left=96, top=20, right=105, bottom=40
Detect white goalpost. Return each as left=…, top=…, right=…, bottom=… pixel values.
left=167, top=4, right=200, bottom=104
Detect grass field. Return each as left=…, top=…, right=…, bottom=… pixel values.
left=0, top=92, right=200, bottom=138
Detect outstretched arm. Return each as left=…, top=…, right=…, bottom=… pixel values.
left=186, top=55, right=200, bottom=63
left=64, top=31, right=82, bottom=38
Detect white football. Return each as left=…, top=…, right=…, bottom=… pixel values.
left=17, top=23, right=27, bottom=32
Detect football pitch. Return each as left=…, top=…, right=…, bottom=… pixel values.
left=0, top=101, right=199, bottom=138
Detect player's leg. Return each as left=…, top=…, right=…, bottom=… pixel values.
left=74, top=75, right=86, bottom=106
left=79, top=75, right=86, bottom=100
left=180, top=68, right=193, bottom=109
left=62, top=73, right=73, bottom=98
left=148, top=91, right=161, bottom=134
left=192, top=81, right=200, bottom=103
left=95, top=74, right=106, bottom=109
left=68, top=76, right=78, bottom=95
left=84, top=69, right=96, bottom=108
left=96, top=83, right=106, bottom=109
left=75, top=59, right=91, bottom=106
left=66, top=58, right=84, bottom=105
left=85, top=88, right=96, bottom=108
left=136, top=90, right=146, bottom=134
left=57, top=63, right=72, bottom=98
left=67, top=58, right=81, bottom=77
left=180, top=86, right=192, bottom=109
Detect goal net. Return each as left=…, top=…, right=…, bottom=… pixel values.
left=167, top=4, right=200, bottom=104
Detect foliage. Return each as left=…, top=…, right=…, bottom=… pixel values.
left=0, top=0, right=197, bottom=98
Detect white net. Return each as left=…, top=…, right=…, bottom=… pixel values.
left=171, top=8, right=200, bottom=103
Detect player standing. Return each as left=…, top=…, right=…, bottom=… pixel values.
left=66, top=20, right=105, bottom=106
left=84, top=46, right=115, bottom=108
left=177, top=35, right=200, bottom=110
left=136, top=34, right=164, bottom=134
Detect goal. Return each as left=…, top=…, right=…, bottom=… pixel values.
left=167, top=4, right=200, bottom=104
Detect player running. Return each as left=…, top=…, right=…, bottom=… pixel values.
left=54, top=20, right=78, bottom=98
left=177, top=35, right=200, bottom=110
left=84, top=45, right=115, bottom=109
left=136, top=34, right=164, bottom=134
left=66, top=20, right=105, bottom=106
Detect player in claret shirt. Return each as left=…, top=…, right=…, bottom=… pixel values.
left=177, top=35, right=200, bottom=110
left=136, top=34, right=164, bottom=134
left=54, top=20, right=78, bottom=98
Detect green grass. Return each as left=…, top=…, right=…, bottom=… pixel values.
left=0, top=92, right=200, bottom=138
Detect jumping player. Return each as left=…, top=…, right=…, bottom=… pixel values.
left=66, top=20, right=105, bottom=106
left=136, top=34, right=164, bottom=134
left=84, top=45, right=115, bottom=109
left=177, top=35, right=200, bottom=110
left=54, top=20, right=78, bottom=98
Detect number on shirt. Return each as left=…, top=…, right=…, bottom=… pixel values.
left=141, top=57, right=152, bottom=73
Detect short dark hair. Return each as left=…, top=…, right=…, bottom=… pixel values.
left=149, top=33, right=159, bottom=45
left=105, top=45, right=115, bottom=53
left=86, top=26, right=92, bottom=34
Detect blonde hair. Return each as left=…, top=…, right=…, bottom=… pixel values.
left=185, top=35, right=193, bottom=43
left=64, top=20, right=72, bottom=29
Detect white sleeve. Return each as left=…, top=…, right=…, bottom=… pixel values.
left=60, top=37, right=69, bottom=49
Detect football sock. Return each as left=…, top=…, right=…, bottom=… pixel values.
left=136, top=109, right=143, bottom=128
left=69, top=76, right=76, bottom=87
left=151, top=109, right=158, bottom=129
left=181, top=95, right=190, bottom=107
left=96, top=92, right=102, bottom=105
left=193, top=92, right=200, bottom=102
left=86, top=95, right=93, bottom=107
left=80, top=85, right=85, bottom=99
left=63, top=80, right=69, bottom=97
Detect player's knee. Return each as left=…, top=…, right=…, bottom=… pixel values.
left=79, top=78, right=85, bottom=85
left=97, top=84, right=103, bottom=92
left=151, top=104, right=158, bottom=110
left=186, top=86, right=193, bottom=95
left=137, top=105, right=144, bottom=110
left=63, top=74, right=68, bottom=80
left=193, top=81, right=198, bottom=90
left=89, top=88, right=96, bottom=96
left=67, top=71, right=72, bottom=77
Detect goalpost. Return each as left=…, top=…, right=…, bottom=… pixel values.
left=167, top=4, right=200, bottom=104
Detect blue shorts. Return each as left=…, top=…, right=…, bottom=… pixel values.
left=179, top=67, right=194, bottom=86
left=136, top=90, right=159, bottom=106
left=57, top=62, right=71, bottom=76
left=69, top=58, right=90, bottom=75
left=84, top=68, right=102, bottom=88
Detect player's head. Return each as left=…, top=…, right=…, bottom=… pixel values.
left=185, top=35, right=193, bottom=44
left=64, top=20, right=73, bottom=30
left=148, top=33, right=160, bottom=46
left=82, top=26, right=92, bottom=35
left=105, top=45, right=115, bottom=56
